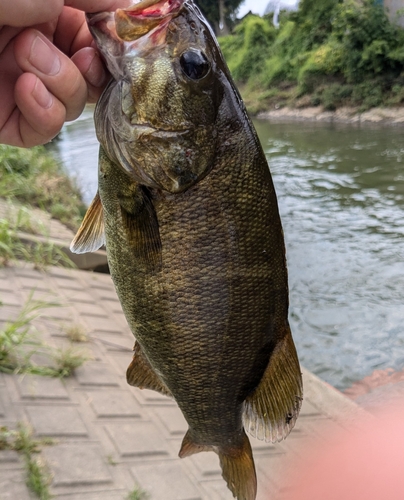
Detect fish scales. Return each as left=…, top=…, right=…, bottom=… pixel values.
left=71, top=1, right=302, bottom=499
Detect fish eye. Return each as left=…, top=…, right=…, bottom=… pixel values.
left=180, top=50, right=210, bottom=80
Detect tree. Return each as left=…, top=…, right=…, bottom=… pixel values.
left=196, top=0, right=244, bottom=34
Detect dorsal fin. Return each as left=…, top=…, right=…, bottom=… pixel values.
left=70, top=191, right=105, bottom=254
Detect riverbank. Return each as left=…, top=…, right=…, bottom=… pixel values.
left=255, top=105, right=404, bottom=126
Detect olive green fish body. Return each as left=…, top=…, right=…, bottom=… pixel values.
left=72, top=2, right=302, bottom=498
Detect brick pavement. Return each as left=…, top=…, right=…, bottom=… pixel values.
left=0, top=262, right=371, bottom=500
left=0, top=203, right=368, bottom=500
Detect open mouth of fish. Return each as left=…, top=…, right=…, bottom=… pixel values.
left=87, top=0, right=184, bottom=44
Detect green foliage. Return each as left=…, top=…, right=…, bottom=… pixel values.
left=219, top=0, right=404, bottom=110
left=0, top=423, right=53, bottom=500
left=197, top=0, right=243, bottom=32
left=220, top=15, right=276, bottom=82
left=0, top=145, right=86, bottom=231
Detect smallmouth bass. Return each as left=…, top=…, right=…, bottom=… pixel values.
left=71, top=1, right=303, bottom=498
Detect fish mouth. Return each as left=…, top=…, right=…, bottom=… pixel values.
left=87, top=0, right=184, bottom=42
left=132, top=123, right=191, bottom=137
left=86, top=0, right=185, bottom=78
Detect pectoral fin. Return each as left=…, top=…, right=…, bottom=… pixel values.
left=70, top=191, right=105, bottom=254
left=243, top=323, right=303, bottom=443
left=127, top=341, right=172, bottom=397
left=121, top=186, right=162, bottom=273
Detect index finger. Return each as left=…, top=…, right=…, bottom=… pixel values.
left=65, top=0, right=131, bottom=12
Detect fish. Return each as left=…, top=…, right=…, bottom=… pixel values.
left=71, top=1, right=303, bottom=499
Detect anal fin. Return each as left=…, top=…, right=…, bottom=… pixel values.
left=243, top=323, right=303, bottom=443
left=126, top=341, right=172, bottom=398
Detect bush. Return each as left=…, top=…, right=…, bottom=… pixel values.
left=219, top=15, right=276, bottom=83
left=219, top=0, right=404, bottom=111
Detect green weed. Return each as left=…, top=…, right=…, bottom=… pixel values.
left=0, top=216, right=74, bottom=270
left=0, top=423, right=53, bottom=500
left=0, top=295, right=89, bottom=377
left=126, top=487, right=149, bottom=500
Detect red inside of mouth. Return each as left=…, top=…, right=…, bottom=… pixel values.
left=126, top=0, right=182, bottom=18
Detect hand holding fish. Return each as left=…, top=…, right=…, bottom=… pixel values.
left=0, top=0, right=129, bottom=147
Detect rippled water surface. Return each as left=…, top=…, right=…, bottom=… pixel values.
left=53, top=111, right=404, bottom=390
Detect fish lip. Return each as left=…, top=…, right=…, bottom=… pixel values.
left=133, top=123, right=192, bottom=137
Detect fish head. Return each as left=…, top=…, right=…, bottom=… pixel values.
left=88, top=0, right=226, bottom=193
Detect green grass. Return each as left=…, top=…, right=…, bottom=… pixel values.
left=126, top=487, right=149, bottom=500
left=0, top=216, right=75, bottom=270
left=0, top=423, right=53, bottom=500
left=0, top=144, right=86, bottom=231
left=0, top=294, right=89, bottom=377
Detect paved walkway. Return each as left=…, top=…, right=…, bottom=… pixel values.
left=0, top=206, right=371, bottom=500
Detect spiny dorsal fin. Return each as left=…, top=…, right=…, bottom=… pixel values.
left=218, top=431, right=257, bottom=500
left=121, top=186, right=162, bottom=273
left=243, top=323, right=303, bottom=443
left=127, top=341, right=172, bottom=397
left=70, top=191, right=105, bottom=254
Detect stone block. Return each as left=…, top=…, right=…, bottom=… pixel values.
left=135, top=388, right=175, bottom=406
left=190, top=452, right=221, bottom=477
left=131, top=461, right=202, bottom=500
left=0, top=469, right=33, bottom=500
left=84, top=317, right=123, bottom=334
left=0, top=450, right=20, bottom=463
left=0, top=292, right=22, bottom=306
left=299, top=399, right=323, bottom=417
left=62, top=290, right=96, bottom=304
left=75, top=303, right=108, bottom=318
left=26, top=406, right=88, bottom=437
left=43, top=443, right=113, bottom=487
left=106, top=421, right=170, bottom=457
left=154, top=406, right=188, bottom=436
left=54, top=277, right=84, bottom=291
left=17, top=375, right=69, bottom=400
left=86, top=390, right=142, bottom=418
left=75, top=362, right=120, bottom=386
left=0, top=393, right=6, bottom=417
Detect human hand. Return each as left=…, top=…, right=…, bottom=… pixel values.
left=0, top=0, right=130, bottom=147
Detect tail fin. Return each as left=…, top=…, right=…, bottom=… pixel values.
left=243, top=323, right=303, bottom=443
left=218, top=431, right=257, bottom=500
left=179, top=429, right=257, bottom=500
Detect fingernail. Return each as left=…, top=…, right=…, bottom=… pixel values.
left=32, top=78, right=53, bottom=109
left=84, top=52, right=108, bottom=88
left=29, top=36, right=61, bottom=76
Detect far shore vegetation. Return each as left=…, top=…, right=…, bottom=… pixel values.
left=219, top=0, right=404, bottom=114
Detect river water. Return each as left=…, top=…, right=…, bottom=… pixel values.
left=51, top=109, right=404, bottom=390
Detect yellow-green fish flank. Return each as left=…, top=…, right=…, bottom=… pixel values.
left=71, top=1, right=303, bottom=498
